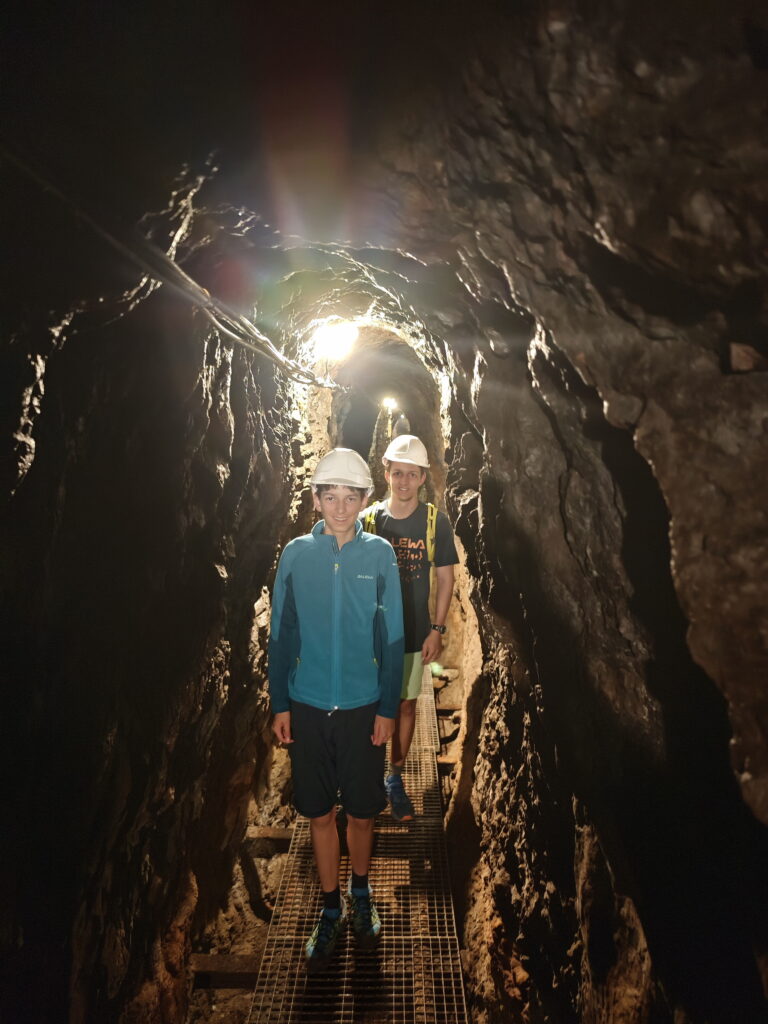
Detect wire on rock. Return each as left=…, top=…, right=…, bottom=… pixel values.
left=0, top=142, right=343, bottom=392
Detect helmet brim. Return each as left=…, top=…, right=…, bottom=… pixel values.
left=313, top=477, right=371, bottom=488
left=382, top=456, right=429, bottom=468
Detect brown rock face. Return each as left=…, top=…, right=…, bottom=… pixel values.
left=2, top=2, right=768, bottom=1022
left=0, top=201, right=297, bottom=1020
left=351, top=7, right=768, bottom=1016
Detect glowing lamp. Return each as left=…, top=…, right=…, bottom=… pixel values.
left=381, top=397, right=398, bottom=412
left=311, top=321, right=359, bottom=361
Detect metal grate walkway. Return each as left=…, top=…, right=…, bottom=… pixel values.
left=247, top=672, right=468, bottom=1023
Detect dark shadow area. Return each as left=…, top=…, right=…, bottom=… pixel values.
left=448, top=461, right=581, bottom=1023
left=348, top=947, right=386, bottom=1022
left=744, top=16, right=768, bottom=70
left=339, top=390, right=379, bottom=459
left=520, top=339, right=768, bottom=1019
left=0, top=289, right=290, bottom=1022
left=580, top=235, right=720, bottom=326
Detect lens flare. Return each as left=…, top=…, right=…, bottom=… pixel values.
left=311, top=321, right=359, bottom=361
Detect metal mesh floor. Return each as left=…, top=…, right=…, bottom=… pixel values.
left=248, top=673, right=467, bottom=1023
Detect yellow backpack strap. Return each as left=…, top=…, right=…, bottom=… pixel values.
left=426, top=502, right=437, bottom=565
left=363, top=505, right=378, bottom=534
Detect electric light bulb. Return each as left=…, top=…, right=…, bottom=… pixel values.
left=311, top=321, right=359, bottom=361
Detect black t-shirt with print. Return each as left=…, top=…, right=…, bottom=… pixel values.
left=363, top=502, right=459, bottom=653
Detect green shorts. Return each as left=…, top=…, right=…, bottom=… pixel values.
left=402, top=652, right=425, bottom=701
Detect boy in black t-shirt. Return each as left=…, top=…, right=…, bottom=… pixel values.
left=362, top=435, right=459, bottom=820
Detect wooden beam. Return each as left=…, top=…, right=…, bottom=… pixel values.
left=191, top=954, right=261, bottom=989
left=244, top=825, right=293, bottom=856
left=245, top=826, right=294, bottom=842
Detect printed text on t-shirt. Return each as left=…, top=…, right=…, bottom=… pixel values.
left=390, top=536, right=427, bottom=575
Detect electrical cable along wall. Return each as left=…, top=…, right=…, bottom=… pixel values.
left=0, top=145, right=343, bottom=393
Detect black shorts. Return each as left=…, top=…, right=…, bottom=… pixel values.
left=288, top=700, right=386, bottom=819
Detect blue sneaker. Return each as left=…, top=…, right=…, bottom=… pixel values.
left=385, top=773, right=415, bottom=821
left=305, top=902, right=347, bottom=972
left=347, top=883, right=381, bottom=949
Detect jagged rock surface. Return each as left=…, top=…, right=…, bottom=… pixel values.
left=1, top=257, right=296, bottom=1019
left=351, top=6, right=768, bottom=1018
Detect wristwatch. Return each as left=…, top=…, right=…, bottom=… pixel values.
left=431, top=623, right=447, bottom=635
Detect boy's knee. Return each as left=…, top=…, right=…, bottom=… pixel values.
left=346, top=813, right=374, bottom=829
left=310, top=808, right=337, bottom=829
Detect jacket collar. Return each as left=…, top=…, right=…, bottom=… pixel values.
left=311, top=518, right=363, bottom=542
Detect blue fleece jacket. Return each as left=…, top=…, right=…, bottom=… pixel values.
left=268, top=519, right=405, bottom=719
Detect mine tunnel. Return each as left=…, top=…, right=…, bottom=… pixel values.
left=2, top=3, right=768, bottom=1023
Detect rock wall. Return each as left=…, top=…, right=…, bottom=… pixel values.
left=344, top=5, right=768, bottom=1018
left=0, top=207, right=299, bottom=1020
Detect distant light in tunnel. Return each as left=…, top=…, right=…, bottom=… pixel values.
left=311, top=320, right=359, bottom=362
left=381, top=396, right=398, bottom=412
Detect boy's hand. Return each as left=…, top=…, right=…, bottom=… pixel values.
left=371, top=715, right=395, bottom=746
left=421, top=630, right=443, bottom=665
left=272, top=711, right=293, bottom=744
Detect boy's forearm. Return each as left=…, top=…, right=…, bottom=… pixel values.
left=267, top=642, right=291, bottom=712
left=268, top=678, right=290, bottom=714
left=267, top=628, right=292, bottom=713
left=267, top=637, right=300, bottom=713
left=268, top=554, right=294, bottom=715
left=377, top=659, right=403, bottom=718
left=433, top=565, right=455, bottom=625
left=377, top=621, right=404, bottom=717
left=378, top=555, right=405, bottom=718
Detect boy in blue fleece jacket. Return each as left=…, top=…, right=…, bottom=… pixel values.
left=268, top=448, right=404, bottom=972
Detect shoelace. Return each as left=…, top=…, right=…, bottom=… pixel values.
left=353, top=894, right=372, bottom=928
left=316, top=913, right=339, bottom=946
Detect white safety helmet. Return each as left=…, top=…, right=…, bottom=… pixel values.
left=382, top=434, right=430, bottom=468
left=311, top=448, right=373, bottom=492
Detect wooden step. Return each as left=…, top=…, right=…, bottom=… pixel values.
left=244, top=825, right=293, bottom=856
left=191, top=953, right=261, bottom=988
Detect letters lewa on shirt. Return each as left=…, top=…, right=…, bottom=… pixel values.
left=390, top=536, right=427, bottom=577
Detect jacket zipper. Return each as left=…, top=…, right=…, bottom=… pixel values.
left=331, top=539, right=341, bottom=711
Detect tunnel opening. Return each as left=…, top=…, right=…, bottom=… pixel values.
left=330, top=328, right=444, bottom=502
left=336, top=389, right=378, bottom=458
